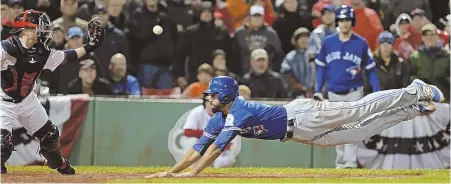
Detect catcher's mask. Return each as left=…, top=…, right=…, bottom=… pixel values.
left=10, top=9, right=53, bottom=47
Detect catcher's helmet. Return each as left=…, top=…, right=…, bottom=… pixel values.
left=335, top=5, right=356, bottom=27
left=10, top=9, right=53, bottom=46
left=203, top=76, right=239, bottom=104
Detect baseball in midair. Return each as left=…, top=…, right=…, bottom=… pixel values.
left=153, top=25, right=163, bottom=35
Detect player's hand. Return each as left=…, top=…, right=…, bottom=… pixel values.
left=172, top=172, right=195, bottom=178
left=313, top=93, right=324, bottom=101
left=144, top=171, right=173, bottom=178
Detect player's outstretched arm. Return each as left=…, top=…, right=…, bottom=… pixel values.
left=173, top=130, right=238, bottom=177
left=168, top=148, right=202, bottom=173
left=187, top=144, right=222, bottom=176
left=62, top=18, right=105, bottom=63
left=144, top=134, right=215, bottom=178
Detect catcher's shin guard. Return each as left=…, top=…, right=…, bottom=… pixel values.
left=33, top=121, right=75, bottom=175
left=1, top=129, right=13, bottom=174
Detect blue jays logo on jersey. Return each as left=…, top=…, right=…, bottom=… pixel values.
left=325, top=51, right=362, bottom=65
left=239, top=125, right=268, bottom=136
left=346, top=65, right=361, bottom=78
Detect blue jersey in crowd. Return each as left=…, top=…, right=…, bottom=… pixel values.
left=314, top=33, right=380, bottom=93
left=110, top=75, right=141, bottom=95
left=193, top=97, right=287, bottom=154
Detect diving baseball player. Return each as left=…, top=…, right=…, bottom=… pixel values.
left=0, top=10, right=105, bottom=174
left=182, top=96, right=238, bottom=168
left=313, top=5, right=381, bottom=168
left=146, top=75, right=444, bottom=178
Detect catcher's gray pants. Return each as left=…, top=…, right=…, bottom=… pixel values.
left=283, top=87, right=422, bottom=160
left=328, top=88, right=364, bottom=168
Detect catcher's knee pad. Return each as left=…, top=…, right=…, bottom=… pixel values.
left=34, top=120, right=64, bottom=169
left=34, top=120, right=61, bottom=152
left=1, top=129, right=14, bottom=165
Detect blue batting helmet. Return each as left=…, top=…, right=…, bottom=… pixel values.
left=335, top=5, right=356, bottom=27
left=203, top=76, right=239, bottom=104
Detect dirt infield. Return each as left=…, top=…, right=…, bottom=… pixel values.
left=1, top=172, right=411, bottom=183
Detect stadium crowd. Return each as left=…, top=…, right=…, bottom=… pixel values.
left=0, top=0, right=449, bottom=100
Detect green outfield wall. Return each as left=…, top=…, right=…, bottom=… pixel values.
left=68, top=98, right=337, bottom=168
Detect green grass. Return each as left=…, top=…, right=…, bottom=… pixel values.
left=5, top=166, right=451, bottom=183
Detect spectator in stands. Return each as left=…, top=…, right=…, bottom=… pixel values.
left=350, top=0, right=383, bottom=52
left=280, top=28, right=315, bottom=98
left=91, top=6, right=130, bottom=79
left=248, top=0, right=276, bottom=26
left=404, top=9, right=449, bottom=50
left=49, top=27, right=66, bottom=50
left=107, top=0, right=126, bottom=30
left=239, top=85, right=251, bottom=99
left=66, top=59, right=113, bottom=96
left=9, top=0, right=24, bottom=18
left=166, top=0, right=195, bottom=33
left=272, top=0, right=314, bottom=54
left=77, top=0, right=106, bottom=21
left=26, top=0, right=61, bottom=20
left=311, top=0, right=349, bottom=28
left=409, top=24, right=450, bottom=100
left=387, top=0, right=431, bottom=23
left=211, top=49, right=239, bottom=81
left=214, top=0, right=236, bottom=35
left=176, top=1, right=232, bottom=85
left=213, top=11, right=225, bottom=28
left=241, top=49, right=287, bottom=99
left=308, top=4, right=336, bottom=61
left=46, top=27, right=98, bottom=94
left=1, top=0, right=13, bottom=40
left=108, top=53, right=141, bottom=96
left=232, top=5, right=284, bottom=75
left=225, top=0, right=276, bottom=29
left=372, top=31, right=409, bottom=91
left=53, top=0, right=88, bottom=33
left=393, top=14, right=415, bottom=60
left=128, top=0, right=178, bottom=90
left=182, top=63, right=215, bottom=99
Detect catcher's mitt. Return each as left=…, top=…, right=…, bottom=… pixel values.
left=84, top=18, right=105, bottom=52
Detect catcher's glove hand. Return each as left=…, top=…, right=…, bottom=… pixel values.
left=84, top=18, right=105, bottom=53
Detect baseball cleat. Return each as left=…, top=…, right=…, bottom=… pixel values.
left=1, top=166, right=7, bottom=174
left=56, top=159, right=75, bottom=175
left=411, top=79, right=445, bottom=102
left=412, top=101, right=437, bottom=114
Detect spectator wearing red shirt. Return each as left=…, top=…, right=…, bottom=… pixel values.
left=350, top=0, right=383, bottom=52
left=311, top=0, right=350, bottom=28
left=404, top=9, right=449, bottom=50
left=393, top=13, right=415, bottom=60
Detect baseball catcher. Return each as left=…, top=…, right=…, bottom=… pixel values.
left=0, top=9, right=104, bottom=174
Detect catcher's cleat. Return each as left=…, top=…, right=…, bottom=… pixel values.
left=1, top=166, right=7, bottom=174
left=56, top=159, right=75, bottom=175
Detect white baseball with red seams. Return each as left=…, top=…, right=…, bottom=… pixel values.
left=153, top=25, right=163, bottom=35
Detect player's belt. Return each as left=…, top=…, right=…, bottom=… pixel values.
left=332, top=87, right=359, bottom=95
left=281, top=119, right=295, bottom=142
